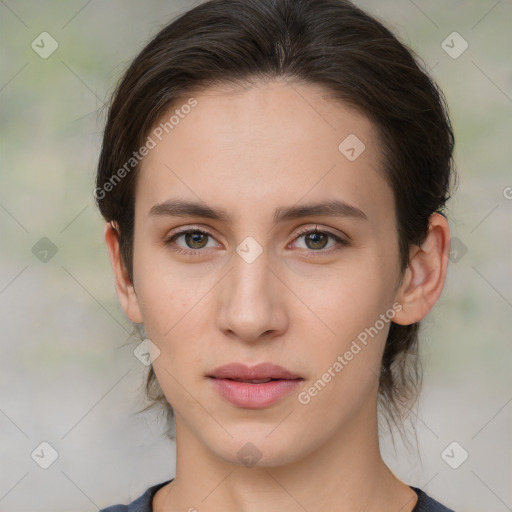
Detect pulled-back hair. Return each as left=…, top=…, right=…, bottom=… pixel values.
left=96, top=0, right=455, bottom=440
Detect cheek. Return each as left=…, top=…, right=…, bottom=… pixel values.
left=294, top=345, right=383, bottom=447
left=133, top=247, right=215, bottom=363
left=133, top=241, right=194, bottom=325
left=291, top=251, right=397, bottom=335
left=140, top=273, right=207, bottom=408
left=288, top=253, right=398, bottom=397
left=294, top=270, right=393, bottom=426
left=139, top=281, right=200, bottom=345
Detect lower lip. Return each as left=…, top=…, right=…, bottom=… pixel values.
left=209, top=378, right=303, bottom=409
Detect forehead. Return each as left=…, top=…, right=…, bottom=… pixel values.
left=135, top=79, right=392, bottom=225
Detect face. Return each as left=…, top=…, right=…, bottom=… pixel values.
left=124, top=79, right=406, bottom=467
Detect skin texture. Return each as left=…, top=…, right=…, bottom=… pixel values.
left=105, top=79, right=450, bottom=511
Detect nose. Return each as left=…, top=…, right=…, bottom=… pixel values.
left=216, top=248, right=289, bottom=343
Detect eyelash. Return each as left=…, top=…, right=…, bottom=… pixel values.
left=163, top=226, right=348, bottom=257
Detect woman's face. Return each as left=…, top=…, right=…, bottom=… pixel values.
left=128, top=79, right=404, bottom=466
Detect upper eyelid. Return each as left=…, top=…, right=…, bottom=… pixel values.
left=167, top=224, right=343, bottom=237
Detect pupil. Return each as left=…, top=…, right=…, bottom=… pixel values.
left=307, top=232, right=326, bottom=249
left=186, top=232, right=207, bottom=249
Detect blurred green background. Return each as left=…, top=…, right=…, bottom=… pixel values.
left=1, top=1, right=511, bottom=511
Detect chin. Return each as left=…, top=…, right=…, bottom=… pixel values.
left=205, top=429, right=307, bottom=469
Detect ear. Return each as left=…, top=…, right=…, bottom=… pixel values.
left=104, top=222, right=143, bottom=324
left=392, top=213, right=450, bottom=325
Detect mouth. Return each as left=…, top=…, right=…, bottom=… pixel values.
left=207, top=363, right=304, bottom=409
left=221, top=378, right=280, bottom=384
left=208, top=362, right=303, bottom=381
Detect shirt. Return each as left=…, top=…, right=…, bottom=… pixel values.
left=99, top=479, right=456, bottom=511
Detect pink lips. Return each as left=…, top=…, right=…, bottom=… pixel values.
left=208, top=363, right=303, bottom=409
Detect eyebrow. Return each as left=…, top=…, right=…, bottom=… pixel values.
left=148, top=198, right=368, bottom=223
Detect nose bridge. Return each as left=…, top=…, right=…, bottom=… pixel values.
left=218, top=246, right=285, bottom=340
left=231, top=248, right=270, bottom=300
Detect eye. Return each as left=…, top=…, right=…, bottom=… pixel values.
left=163, top=225, right=348, bottom=256
left=291, top=226, right=347, bottom=253
left=164, top=228, right=218, bottom=254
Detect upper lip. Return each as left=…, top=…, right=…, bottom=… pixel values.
left=208, top=363, right=302, bottom=380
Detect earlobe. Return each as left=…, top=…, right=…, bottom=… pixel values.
left=393, top=213, right=450, bottom=325
left=104, top=222, right=144, bottom=324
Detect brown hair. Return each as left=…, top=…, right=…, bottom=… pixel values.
left=95, top=0, right=455, bottom=441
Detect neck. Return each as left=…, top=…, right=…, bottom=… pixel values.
left=156, top=397, right=417, bottom=512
